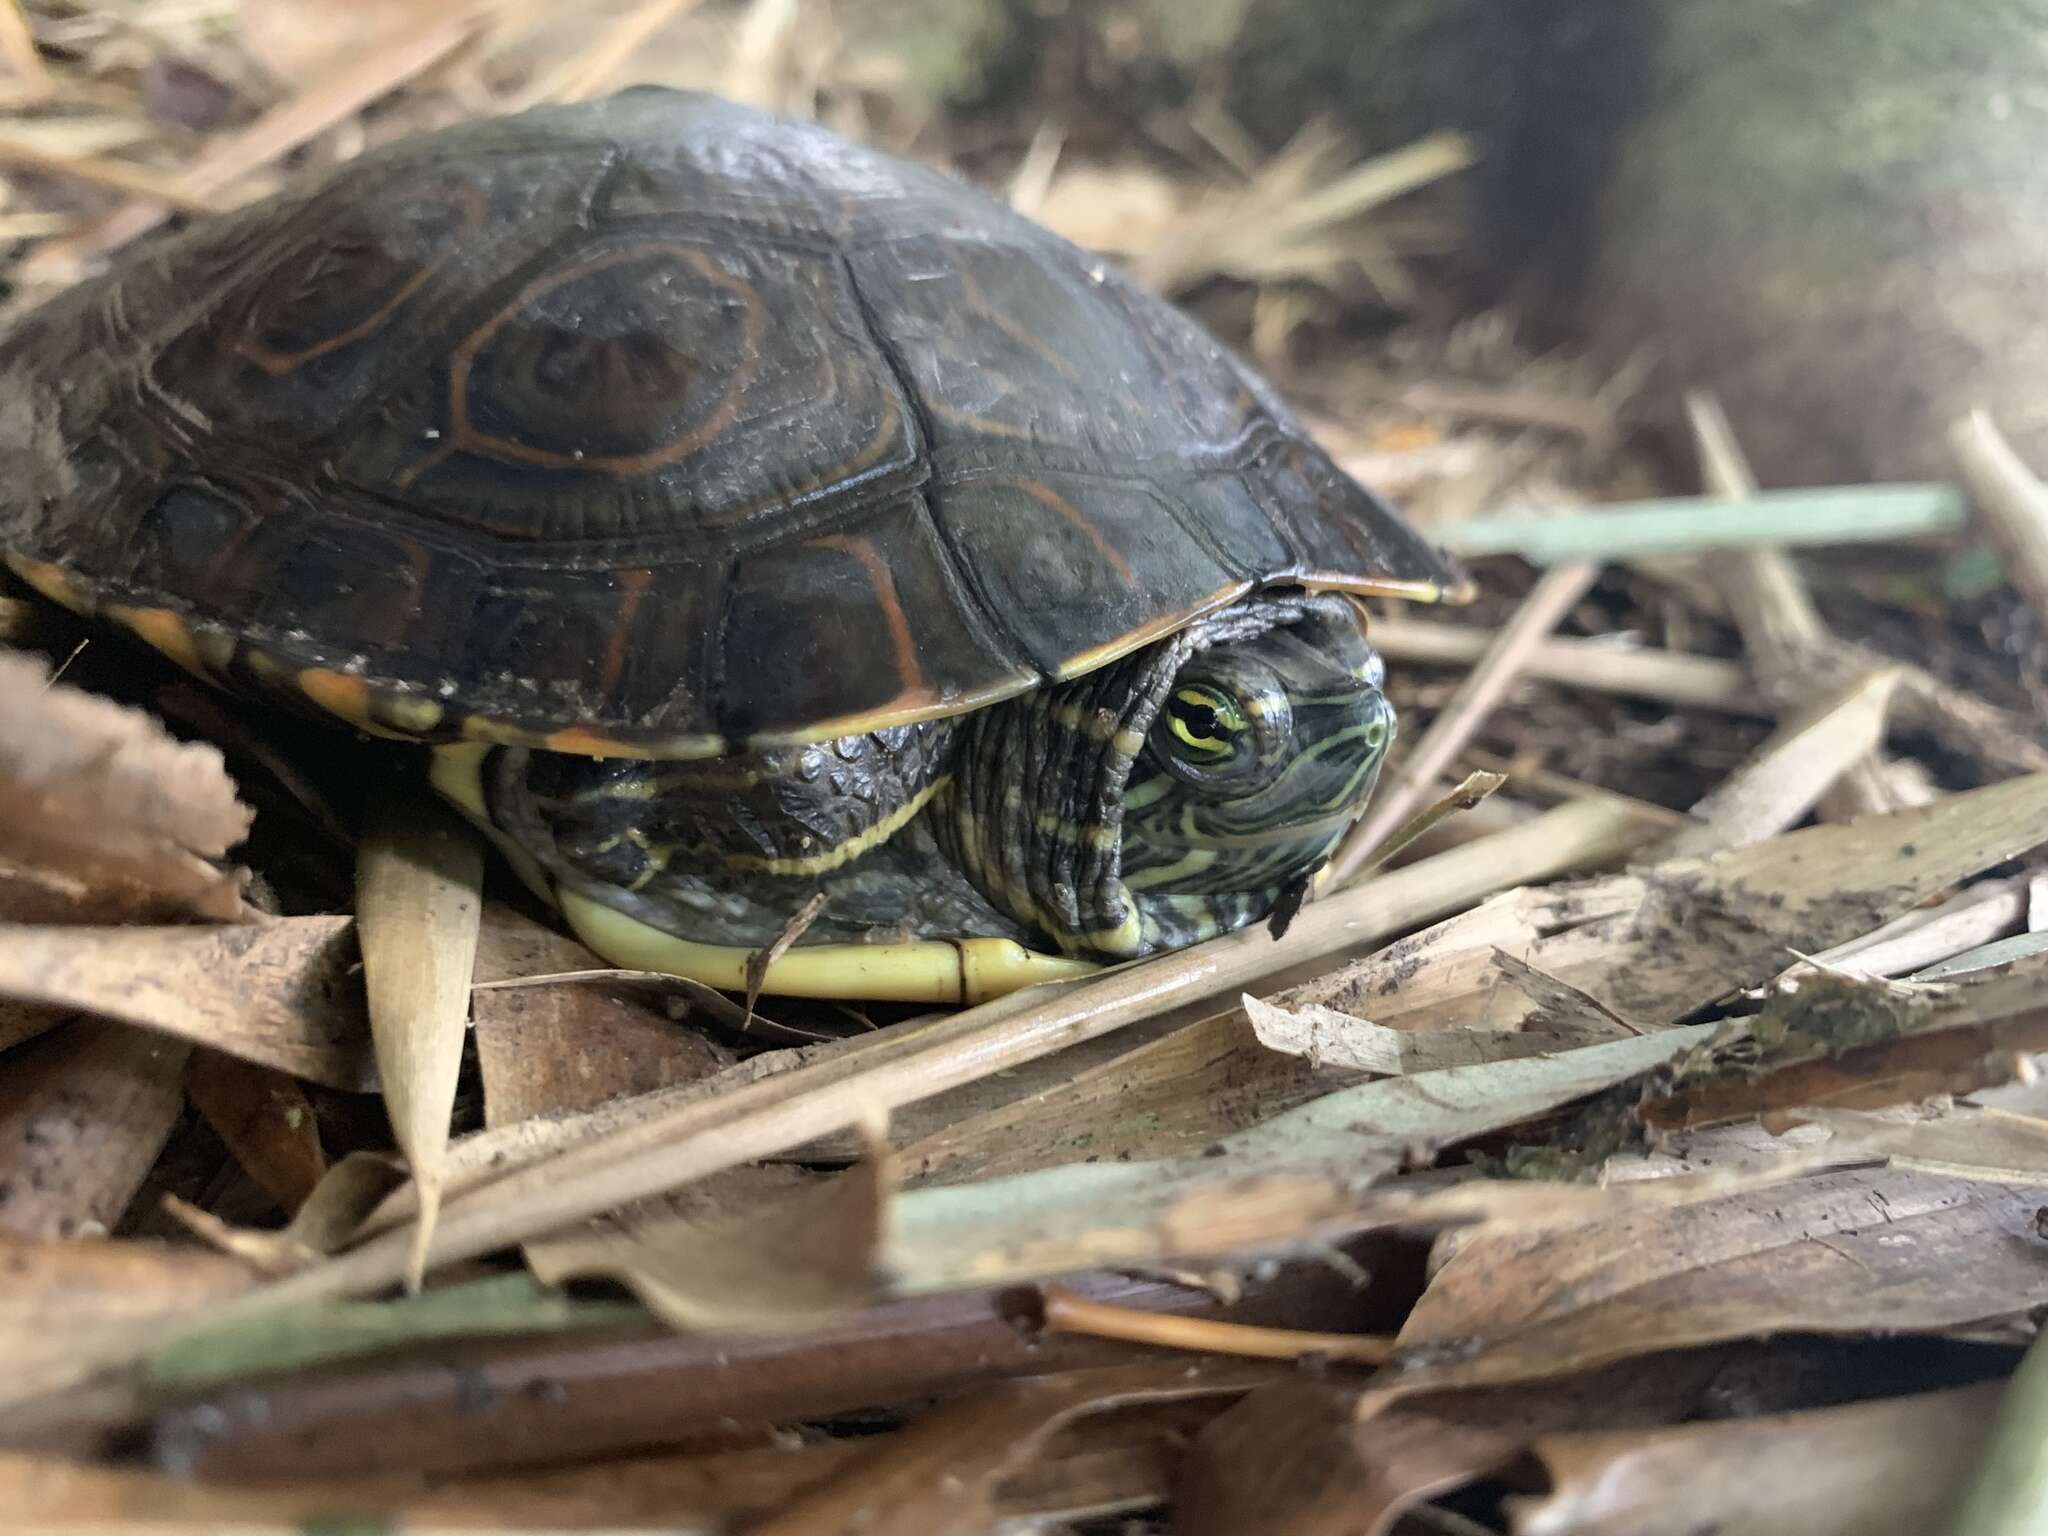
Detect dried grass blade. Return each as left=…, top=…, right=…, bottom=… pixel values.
left=0, top=0, right=50, bottom=103
left=1513, top=1383, right=1998, bottom=1536
left=1686, top=389, right=1902, bottom=820
left=355, top=798, right=483, bottom=1292
left=1657, top=666, right=1901, bottom=857
left=18, top=4, right=490, bottom=281
left=1336, top=768, right=1504, bottom=879
left=1952, top=408, right=2048, bottom=624
left=1369, top=618, right=1765, bottom=714
left=0, top=134, right=223, bottom=211
left=1330, top=561, right=1600, bottom=884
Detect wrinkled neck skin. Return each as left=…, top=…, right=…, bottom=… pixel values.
left=940, top=591, right=1393, bottom=959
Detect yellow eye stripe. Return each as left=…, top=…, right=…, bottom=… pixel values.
left=1167, top=685, right=1246, bottom=756
left=1168, top=711, right=1228, bottom=753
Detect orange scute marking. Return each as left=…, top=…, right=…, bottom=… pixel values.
left=808, top=533, right=928, bottom=700
left=1016, top=480, right=1136, bottom=585
left=298, top=668, right=379, bottom=730
left=112, top=606, right=208, bottom=680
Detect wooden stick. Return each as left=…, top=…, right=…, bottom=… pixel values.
left=1370, top=617, right=1767, bottom=714
left=1330, top=560, right=1601, bottom=885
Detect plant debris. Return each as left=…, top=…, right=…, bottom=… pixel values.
left=3, top=3, right=2048, bottom=1530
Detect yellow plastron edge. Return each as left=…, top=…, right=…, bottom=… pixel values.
left=428, top=743, right=1097, bottom=1005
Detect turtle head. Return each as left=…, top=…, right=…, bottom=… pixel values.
left=1115, top=601, right=1393, bottom=942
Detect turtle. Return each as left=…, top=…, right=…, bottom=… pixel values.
left=0, top=88, right=1465, bottom=1004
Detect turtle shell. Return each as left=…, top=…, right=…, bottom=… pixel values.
left=0, top=88, right=1462, bottom=758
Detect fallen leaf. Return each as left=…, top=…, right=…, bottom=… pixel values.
left=744, top=1360, right=1278, bottom=1536
left=0, top=1020, right=188, bottom=1239
left=472, top=903, right=730, bottom=1127
left=887, top=1026, right=1720, bottom=1293
left=1794, top=1105, right=2048, bottom=1183
left=0, top=917, right=372, bottom=1090
left=1511, top=1382, right=1999, bottom=1536
left=1175, top=1379, right=1497, bottom=1536
left=183, top=1050, right=326, bottom=1211
left=1243, top=994, right=1624, bottom=1075
left=1384, top=1168, right=2048, bottom=1399
left=1358, top=774, right=2048, bottom=1034
left=167, top=1151, right=407, bottom=1276
left=149, top=1272, right=644, bottom=1397
left=530, top=1130, right=892, bottom=1333
left=355, top=794, right=483, bottom=1290
left=0, top=1233, right=253, bottom=1412
left=0, top=650, right=250, bottom=921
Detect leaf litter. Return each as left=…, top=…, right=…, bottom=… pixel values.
left=2, top=4, right=2048, bottom=1530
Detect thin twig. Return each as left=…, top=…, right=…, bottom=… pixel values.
left=17, top=5, right=491, bottom=284
left=1686, top=390, right=1900, bottom=819
left=0, top=133, right=226, bottom=213
left=1951, top=408, right=2048, bottom=625
left=1039, top=1284, right=1393, bottom=1364
left=0, top=0, right=51, bottom=105
left=1330, top=561, right=1601, bottom=884
left=1370, top=616, right=1768, bottom=714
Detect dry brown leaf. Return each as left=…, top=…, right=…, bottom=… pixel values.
left=355, top=796, right=483, bottom=1291
left=0, top=650, right=250, bottom=921
left=0, top=1020, right=188, bottom=1239
left=1243, top=994, right=1622, bottom=1074
left=746, top=1360, right=1277, bottom=1536
left=899, top=1009, right=1339, bottom=1187
left=168, top=1151, right=407, bottom=1276
left=1512, top=1382, right=2000, bottom=1536
left=530, top=1130, right=891, bottom=1332
left=0, top=1233, right=253, bottom=1412
left=1175, top=1379, right=1496, bottom=1536
left=0, top=916, right=372, bottom=1090
left=472, top=903, right=729, bottom=1127
left=183, top=1050, right=326, bottom=1212
left=4, top=1401, right=1205, bottom=1527
left=1382, top=1168, right=2048, bottom=1400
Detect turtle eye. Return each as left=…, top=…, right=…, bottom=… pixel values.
left=1150, top=679, right=1286, bottom=790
